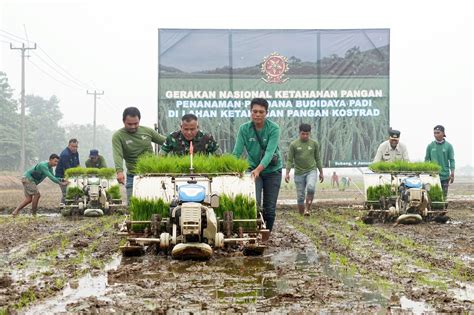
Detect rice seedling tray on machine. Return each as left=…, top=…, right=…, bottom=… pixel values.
left=60, top=167, right=124, bottom=217
left=119, top=154, right=269, bottom=259
left=362, top=161, right=448, bottom=224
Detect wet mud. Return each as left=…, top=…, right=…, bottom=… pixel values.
left=0, top=176, right=472, bottom=313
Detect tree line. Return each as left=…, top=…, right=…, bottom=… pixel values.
left=0, top=71, right=114, bottom=172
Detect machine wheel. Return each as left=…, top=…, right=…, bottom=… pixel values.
left=215, top=232, right=225, bottom=249
left=396, top=214, right=422, bottom=225
left=160, top=232, right=170, bottom=249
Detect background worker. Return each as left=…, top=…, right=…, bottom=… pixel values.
left=373, top=129, right=409, bottom=162
left=285, top=123, right=324, bottom=215
left=331, top=171, right=339, bottom=189
left=56, top=138, right=80, bottom=203
left=425, top=125, right=455, bottom=199
left=85, top=149, right=107, bottom=168
left=12, top=154, right=68, bottom=216
left=112, top=107, right=166, bottom=203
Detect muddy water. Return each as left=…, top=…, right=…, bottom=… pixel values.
left=26, top=254, right=122, bottom=314
left=23, top=222, right=437, bottom=314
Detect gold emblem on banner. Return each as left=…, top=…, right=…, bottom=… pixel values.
left=261, top=52, right=289, bottom=83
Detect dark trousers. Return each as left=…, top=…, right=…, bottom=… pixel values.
left=440, top=179, right=449, bottom=200
left=60, top=184, right=67, bottom=203
left=126, top=173, right=135, bottom=205
left=255, top=170, right=282, bottom=231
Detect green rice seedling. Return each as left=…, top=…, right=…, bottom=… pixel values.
left=215, top=194, right=257, bottom=231
left=366, top=184, right=392, bottom=201
left=85, top=168, right=100, bottom=176
left=428, top=184, right=445, bottom=209
left=215, top=194, right=256, bottom=219
left=135, top=154, right=178, bottom=174
left=428, top=184, right=444, bottom=202
left=97, top=168, right=116, bottom=179
left=129, top=197, right=170, bottom=231
left=65, top=167, right=87, bottom=178
left=369, top=161, right=441, bottom=173
left=134, top=153, right=249, bottom=174
left=107, top=185, right=121, bottom=200
left=66, top=186, right=84, bottom=200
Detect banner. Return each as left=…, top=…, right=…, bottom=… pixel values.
left=158, top=29, right=390, bottom=167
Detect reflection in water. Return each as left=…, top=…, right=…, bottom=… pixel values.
left=26, top=254, right=122, bottom=314
left=399, top=296, right=434, bottom=314
left=450, top=282, right=474, bottom=302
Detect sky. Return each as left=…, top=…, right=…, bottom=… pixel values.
left=1, top=0, right=473, bottom=167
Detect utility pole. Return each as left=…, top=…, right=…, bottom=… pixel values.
left=86, top=90, right=104, bottom=148
left=10, top=43, right=37, bottom=172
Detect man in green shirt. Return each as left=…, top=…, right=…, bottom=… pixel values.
left=285, top=123, right=324, bottom=215
left=159, top=114, right=221, bottom=156
left=112, top=107, right=166, bottom=203
left=12, top=154, right=68, bottom=216
left=425, top=125, right=455, bottom=199
left=85, top=149, right=107, bottom=168
left=233, top=98, right=282, bottom=232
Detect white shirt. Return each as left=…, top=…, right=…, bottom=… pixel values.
left=373, top=140, right=409, bottom=162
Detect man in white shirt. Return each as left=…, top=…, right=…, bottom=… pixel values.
left=373, top=129, right=409, bottom=162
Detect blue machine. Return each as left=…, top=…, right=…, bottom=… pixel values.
left=403, top=177, right=423, bottom=189
left=178, top=184, right=206, bottom=202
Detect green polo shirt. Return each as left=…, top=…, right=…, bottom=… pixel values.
left=286, top=138, right=322, bottom=176
left=232, top=119, right=282, bottom=174
left=112, top=126, right=166, bottom=175
left=24, top=161, right=61, bottom=185
left=425, top=140, right=455, bottom=180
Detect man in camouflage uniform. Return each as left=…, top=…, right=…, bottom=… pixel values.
left=159, top=113, right=221, bottom=156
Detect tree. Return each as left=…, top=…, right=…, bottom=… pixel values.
left=26, top=94, right=66, bottom=162
left=64, top=124, right=114, bottom=168
left=0, top=72, right=21, bottom=170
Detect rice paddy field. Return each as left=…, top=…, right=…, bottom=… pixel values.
left=0, top=173, right=472, bottom=313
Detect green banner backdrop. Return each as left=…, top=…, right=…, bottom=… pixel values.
left=158, top=29, right=390, bottom=167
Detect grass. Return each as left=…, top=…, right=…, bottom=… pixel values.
left=15, top=288, right=37, bottom=309
left=369, top=161, right=441, bottom=173
left=135, top=153, right=249, bottom=174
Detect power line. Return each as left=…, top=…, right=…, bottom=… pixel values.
left=29, top=50, right=88, bottom=90
left=10, top=42, right=37, bottom=173
left=0, top=32, right=24, bottom=44
left=36, top=45, right=94, bottom=90
left=0, top=29, right=27, bottom=41
left=87, top=90, right=105, bottom=148
left=1, top=28, right=95, bottom=90
left=27, top=58, right=82, bottom=90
